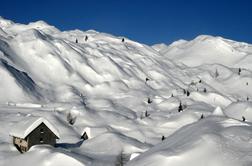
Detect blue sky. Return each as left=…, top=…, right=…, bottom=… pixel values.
left=1, top=0, right=252, bottom=45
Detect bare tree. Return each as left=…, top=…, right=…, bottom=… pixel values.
left=67, top=112, right=77, bottom=125
left=145, top=110, right=150, bottom=117
left=80, top=93, right=87, bottom=107
left=115, top=151, right=128, bottom=166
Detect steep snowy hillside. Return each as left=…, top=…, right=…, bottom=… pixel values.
left=0, top=17, right=252, bottom=166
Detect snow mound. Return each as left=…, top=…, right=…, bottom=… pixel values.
left=190, top=92, right=232, bottom=107
left=127, top=117, right=252, bottom=166
left=78, top=132, right=148, bottom=155
left=225, top=102, right=252, bottom=122
left=3, top=145, right=86, bottom=166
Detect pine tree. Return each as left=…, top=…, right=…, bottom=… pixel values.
left=242, top=116, right=246, bottom=122
left=178, top=102, right=183, bottom=112
left=75, top=39, right=78, bottom=43
left=186, top=90, right=190, bottom=97
left=145, top=77, right=149, bottom=82
left=147, top=97, right=152, bottom=104
left=203, top=88, right=207, bottom=93
left=238, top=68, right=241, bottom=75
left=161, top=135, right=165, bottom=141
left=122, top=38, right=125, bottom=42
left=200, top=114, right=204, bottom=119
left=85, top=35, right=88, bottom=41
left=145, top=110, right=150, bottom=117
left=215, top=69, right=219, bottom=78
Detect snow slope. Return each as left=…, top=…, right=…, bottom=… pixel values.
left=127, top=116, right=252, bottom=166
left=0, top=17, right=252, bottom=166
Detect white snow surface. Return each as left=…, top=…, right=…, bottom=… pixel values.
left=0, top=17, right=252, bottom=166
left=9, top=116, right=60, bottom=139
left=127, top=117, right=252, bottom=166
left=212, top=106, right=225, bottom=116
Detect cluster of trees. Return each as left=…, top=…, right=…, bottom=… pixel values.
left=182, top=89, right=190, bottom=96
left=75, top=36, right=125, bottom=46
left=75, top=35, right=89, bottom=43
left=141, top=77, right=152, bottom=119
left=141, top=97, right=152, bottom=119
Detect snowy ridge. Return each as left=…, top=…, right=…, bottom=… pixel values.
left=161, top=35, right=252, bottom=68
left=0, top=17, right=252, bottom=166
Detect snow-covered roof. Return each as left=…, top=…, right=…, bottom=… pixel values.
left=9, top=116, right=60, bottom=139
left=212, top=106, right=225, bottom=116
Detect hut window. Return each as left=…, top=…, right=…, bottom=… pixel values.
left=40, top=138, right=44, bottom=143
left=40, top=128, right=44, bottom=133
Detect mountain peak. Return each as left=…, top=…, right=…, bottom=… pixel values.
left=0, top=16, right=14, bottom=28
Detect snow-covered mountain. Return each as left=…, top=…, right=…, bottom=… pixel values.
left=0, top=17, right=252, bottom=166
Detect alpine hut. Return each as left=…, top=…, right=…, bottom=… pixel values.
left=10, top=116, right=60, bottom=153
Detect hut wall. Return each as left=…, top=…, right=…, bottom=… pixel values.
left=27, top=122, right=57, bottom=149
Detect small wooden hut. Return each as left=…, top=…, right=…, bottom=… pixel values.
left=10, top=117, right=60, bottom=153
